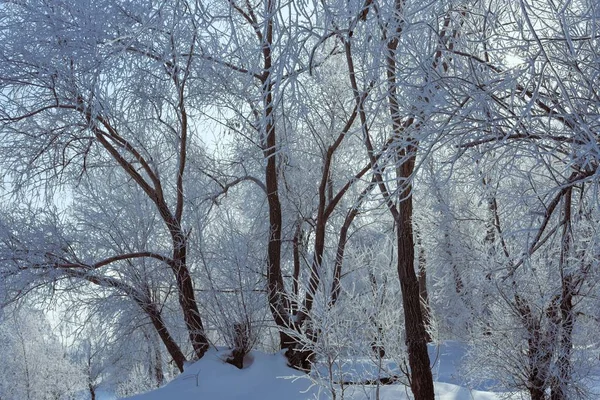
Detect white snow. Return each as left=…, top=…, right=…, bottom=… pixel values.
left=122, top=349, right=317, bottom=400
left=121, top=344, right=509, bottom=400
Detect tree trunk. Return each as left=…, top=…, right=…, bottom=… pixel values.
left=226, top=322, right=252, bottom=369
left=551, top=188, right=575, bottom=400
left=89, top=383, right=96, bottom=400
left=153, top=335, right=165, bottom=387
left=263, top=78, right=292, bottom=350
left=550, top=278, right=574, bottom=400
left=397, top=183, right=435, bottom=400
left=344, top=17, right=435, bottom=395
left=171, top=230, right=209, bottom=360
left=256, top=0, right=303, bottom=364
left=515, top=295, right=554, bottom=400
left=331, top=180, right=376, bottom=307
left=142, top=301, right=188, bottom=373
left=381, top=0, right=435, bottom=393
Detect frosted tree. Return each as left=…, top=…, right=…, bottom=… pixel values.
left=0, top=0, right=217, bottom=371
left=0, top=307, right=85, bottom=400
left=190, top=0, right=386, bottom=371
left=413, top=0, right=600, bottom=397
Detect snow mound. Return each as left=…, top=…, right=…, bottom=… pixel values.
left=122, top=346, right=503, bottom=400
left=121, top=348, right=317, bottom=400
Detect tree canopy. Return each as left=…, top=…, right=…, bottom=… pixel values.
left=1, top=0, right=599, bottom=399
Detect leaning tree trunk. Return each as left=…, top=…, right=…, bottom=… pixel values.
left=170, top=229, right=209, bottom=360
left=139, top=294, right=189, bottom=372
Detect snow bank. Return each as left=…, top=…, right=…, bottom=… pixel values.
left=122, top=345, right=503, bottom=400
left=122, top=348, right=317, bottom=400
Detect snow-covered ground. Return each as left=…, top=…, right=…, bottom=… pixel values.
left=122, top=343, right=514, bottom=400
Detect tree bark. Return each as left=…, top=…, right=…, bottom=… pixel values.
left=515, top=295, right=555, bottom=400
left=89, top=384, right=96, bottom=400
left=344, top=22, right=435, bottom=397
left=550, top=278, right=574, bottom=400
left=396, top=171, right=435, bottom=399
left=551, top=187, right=575, bottom=400
left=152, top=334, right=165, bottom=387
left=171, top=229, right=209, bottom=360
left=143, top=299, right=188, bottom=373
left=258, top=0, right=297, bottom=355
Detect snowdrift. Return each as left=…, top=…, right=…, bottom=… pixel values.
left=122, top=344, right=503, bottom=400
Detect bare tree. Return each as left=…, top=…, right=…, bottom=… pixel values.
left=0, top=0, right=212, bottom=369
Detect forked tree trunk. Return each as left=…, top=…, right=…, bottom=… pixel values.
left=88, top=45, right=211, bottom=364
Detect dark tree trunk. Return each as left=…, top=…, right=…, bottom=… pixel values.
left=515, top=295, right=555, bottom=400
left=153, top=337, right=165, bottom=387
left=529, top=385, right=546, bottom=400
left=330, top=208, right=357, bottom=307
left=89, top=384, right=96, bottom=400
left=331, top=180, right=375, bottom=307
left=171, top=230, right=209, bottom=360
left=292, top=221, right=302, bottom=312
left=344, top=13, right=435, bottom=394
left=397, top=181, right=435, bottom=400
left=90, top=65, right=210, bottom=365
left=550, top=279, right=573, bottom=400
left=551, top=188, right=575, bottom=400
left=226, top=322, right=251, bottom=369
left=142, top=301, right=188, bottom=373
left=258, top=1, right=297, bottom=357
left=381, top=0, right=435, bottom=395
